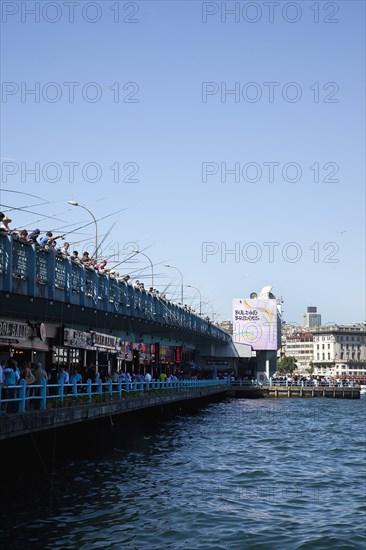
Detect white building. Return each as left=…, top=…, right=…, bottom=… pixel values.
left=312, top=323, right=366, bottom=377
left=285, top=332, right=314, bottom=373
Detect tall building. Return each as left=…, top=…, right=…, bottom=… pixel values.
left=303, top=306, right=321, bottom=328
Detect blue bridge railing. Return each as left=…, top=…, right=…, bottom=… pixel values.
left=0, top=378, right=230, bottom=413
left=0, top=233, right=230, bottom=342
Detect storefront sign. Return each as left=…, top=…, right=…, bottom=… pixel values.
left=63, top=328, right=119, bottom=350
left=174, top=346, right=182, bottom=363
left=94, top=332, right=118, bottom=349
left=206, top=360, right=229, bottom=366
left=0, top=320, right=29, bottom=340
left=64, top=328, right=90, bottom=348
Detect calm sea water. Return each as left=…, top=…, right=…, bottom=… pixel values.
left=1, top=397, right=366, bottom=549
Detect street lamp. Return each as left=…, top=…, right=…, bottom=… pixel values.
left=164, top=264, right=184, bottom=304
left=185, top=284, right=202, bottom=315
left=68, top=200, right=98, bottom=260
left=133, top=250, right=154, bottom=287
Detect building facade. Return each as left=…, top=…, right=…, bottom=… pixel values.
left=285, top=332, right=314, bottom=373
left=218, top=320, right=233, bottom=335
left=312, top=324, right=366, bottom=377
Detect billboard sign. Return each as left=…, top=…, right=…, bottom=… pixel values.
left=232, top=298, right=277, bottom=350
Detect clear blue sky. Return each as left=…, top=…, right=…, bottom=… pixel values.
left=1, top=0, right=365, bottom=325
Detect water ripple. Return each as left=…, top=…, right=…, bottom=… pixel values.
left=1, top=398, right=365, bottom=549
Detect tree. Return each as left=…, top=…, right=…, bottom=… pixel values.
left=307, top=361, right=314, bottom=374
left=278, top=356, right=297, bottom=374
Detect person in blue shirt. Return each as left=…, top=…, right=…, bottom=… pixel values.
left=3, top=359, right=18, bottom=411
left=39, top=231, right=64, bottom=247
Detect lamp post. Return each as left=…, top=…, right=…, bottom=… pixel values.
left=68, top=200, right=98, bottom=260
left=164, top=264, right=184, bottom=304
left=133, top=250, right=154, bottom=287
left=185, top=284, right=202, bottom=315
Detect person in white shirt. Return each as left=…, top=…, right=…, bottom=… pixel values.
left=145, top=372, right=152, bottom=383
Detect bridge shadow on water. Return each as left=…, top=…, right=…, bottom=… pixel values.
left=0, top=392, right=227, bottom=497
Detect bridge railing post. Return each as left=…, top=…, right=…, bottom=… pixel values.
left=18, top=379, right=26, bottom=412
left=98, top=379, right=103, bottom=395
left=140, top=380, right=143, bottom=395
left=118, top=378, right=122, bottom=398
left=87, top=379, right=92, bottom=403
left=108, top=379, right=113, bottom=397
left=133, top=380, right=137, bottom=392
left=40, top=380, right=47, bottom=410
left=58, top=380, right=64, bottom=403
left=73, top=379, right=77, bottom=396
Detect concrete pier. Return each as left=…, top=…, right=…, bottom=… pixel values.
left=227, top=385, right=361, bottom=399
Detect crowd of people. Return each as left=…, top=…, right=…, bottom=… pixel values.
left=0, top=211, right=212, bottom=319
left=271, top=373, right=363, bottom=387
left=0, top=357, right=195, bottom=413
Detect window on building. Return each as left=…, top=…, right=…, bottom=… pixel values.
left=54, top=347, right=68, bottom=366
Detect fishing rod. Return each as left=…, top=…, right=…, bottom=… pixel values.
left=2, top=197, right=69, bottom=213
left=60, top=208, right=128, bottom=238
left=21, top=208, right=75, bottom=229
left=93, top=222, right=116, bottom=259
left=0, top=202, right=67, bottom=223
left=67, top=233, right=110, bottom=247
left=1, top=189, right=47, bottom=201
left=109, top=244, right=154, bottom=271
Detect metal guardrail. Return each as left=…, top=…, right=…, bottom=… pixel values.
left=0, top=378, right=230, bottom=414
left=229, top=379, right=360, bottom=388
left=1, top=378, right=361, bottom=414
